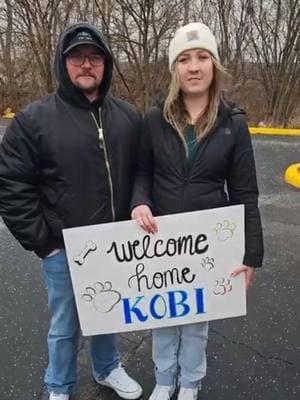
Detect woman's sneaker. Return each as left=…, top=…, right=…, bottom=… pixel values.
left=177, top=387, right=199, bottom=400
left=49, top=393, right=69, bottom=400
left=96, top=364, right=142, bottom=399
left=149, top=384, right=175, bottom=400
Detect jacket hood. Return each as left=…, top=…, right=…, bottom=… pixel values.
left=217, top=98, right=245, bottom=124
left=54, top=22, right=113, bottom=109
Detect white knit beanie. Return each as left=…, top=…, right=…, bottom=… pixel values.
left=168, top=22, right=219, bottom=70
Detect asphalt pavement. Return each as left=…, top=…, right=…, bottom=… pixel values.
left=0, top=130, right=299, bottom=400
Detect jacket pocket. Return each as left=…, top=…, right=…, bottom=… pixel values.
left=42, top=185, right=68, bottom=237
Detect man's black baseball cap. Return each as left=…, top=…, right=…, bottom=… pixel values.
left=63, top=29, right=106, bottom=54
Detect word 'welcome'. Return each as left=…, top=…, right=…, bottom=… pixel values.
left=107, top=233, right=209, bottom=263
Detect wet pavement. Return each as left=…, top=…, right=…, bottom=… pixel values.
left=0, top=133, right=299, bottom=400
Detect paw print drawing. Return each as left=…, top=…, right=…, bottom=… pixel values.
left=214, top=220, right=236, bottom=241
left=201, top=257, right=215, bottom=272
left=82, top=281, right=121, bottom=313
left=213, top=277, right=232, bottom=296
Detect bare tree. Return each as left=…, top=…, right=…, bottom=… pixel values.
left=0, top=0, right=33, bottom=108
left=96, top=0, right=183, bottom=111
left=0, top=0, right=13, bottom=107
left=94, top=0, right=134, bottom=100
left=1, top=0, right=299, bottom=126
left=248, top=0, right=300, bottom=126
left=192, top=0, right=253, bottom=91
left=183, top=0, right=190, bottom=24
left=11, top=0, right=75, bottom=93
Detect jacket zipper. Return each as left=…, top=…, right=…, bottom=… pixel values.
left=90, top=109, right=116, bottom=221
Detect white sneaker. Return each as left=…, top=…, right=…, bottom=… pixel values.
left=178, top=387, right=199, bottom=400
left=49, top=393, right=70, bottom=400
left=149, top=384, right=175, bottom=400
left=96, top=364, right=142, bottom=399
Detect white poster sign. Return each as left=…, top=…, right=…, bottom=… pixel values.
left=63, top=205, right=246, bottom=336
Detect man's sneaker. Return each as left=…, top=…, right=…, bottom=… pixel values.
left=149, top=384, right=175, bottom=400
left=96, top=364, right=142, bottom=399
left=49, top=393, right=70, bottom=400
left=178, top=387, right=199, bottom=400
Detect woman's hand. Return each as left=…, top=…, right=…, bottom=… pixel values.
left=131, top=205, right=158, bottom=234
left=230, top=264, right=256, bottom=290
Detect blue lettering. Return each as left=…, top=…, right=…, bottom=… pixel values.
left=123, top=296, right=148, bottom=324
left=150, top=294, right=167, bottom=319
left=195, top=288, right=206, bottom=314
left=168, top=290, right=190, bottom=318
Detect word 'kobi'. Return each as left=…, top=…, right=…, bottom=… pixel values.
left=122, top=288, right=206, bottom=324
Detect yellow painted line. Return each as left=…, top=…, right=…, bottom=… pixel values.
left=250, top=127, right=300, bottom=136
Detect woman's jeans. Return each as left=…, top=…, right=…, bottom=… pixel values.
left=152, top=322, right=208, bottom=389
left=42, top=250, right=120, bottom=394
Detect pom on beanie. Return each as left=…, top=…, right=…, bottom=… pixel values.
left=168, top=22, right=219, bottom=70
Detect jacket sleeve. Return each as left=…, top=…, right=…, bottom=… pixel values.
left=130, top=112, right=154, bottom=212
left=227, top=113, right=264, bottom=268
left=0, top=113, right=57, bottom=255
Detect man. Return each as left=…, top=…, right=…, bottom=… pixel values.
left=0, top=23, right=142, bottom=400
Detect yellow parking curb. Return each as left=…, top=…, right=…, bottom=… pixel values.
left=2, top=107, right=15, bottom=119
left=250, top=127, right=300, bottom=136
left=284, top=164, right=300, bottom=189
left=2, top=113, right=15, bottom=119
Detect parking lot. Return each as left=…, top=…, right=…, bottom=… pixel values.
left=0, top=123, right=299, bottom=399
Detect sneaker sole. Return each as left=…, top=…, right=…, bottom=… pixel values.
left=97, top=380, right=143, bottom=400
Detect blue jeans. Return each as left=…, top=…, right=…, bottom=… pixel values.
left=152, top=322, right=208, bottom=389
left=42, top=250, right=120, bottom=394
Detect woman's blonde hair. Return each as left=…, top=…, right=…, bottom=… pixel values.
left=163, top=55, right=228, bottom=147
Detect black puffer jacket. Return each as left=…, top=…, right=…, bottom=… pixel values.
left=131, top=101, right=263, bottom=268
left=0, top=23, right=141, bottom=258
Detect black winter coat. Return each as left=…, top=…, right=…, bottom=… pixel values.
left=131, top=102, right=264, bottom=268
left=0, top=23, right=141, bottom=258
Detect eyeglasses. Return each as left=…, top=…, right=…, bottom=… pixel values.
left=67, top=53, right=105, bottom=67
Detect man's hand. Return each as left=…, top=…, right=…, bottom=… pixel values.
left=230, top=264, right=256, bottom=290
left=131, top=205, right=158, bottom=234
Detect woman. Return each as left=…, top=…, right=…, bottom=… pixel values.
left=131, top=22, right=263, bottom=400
